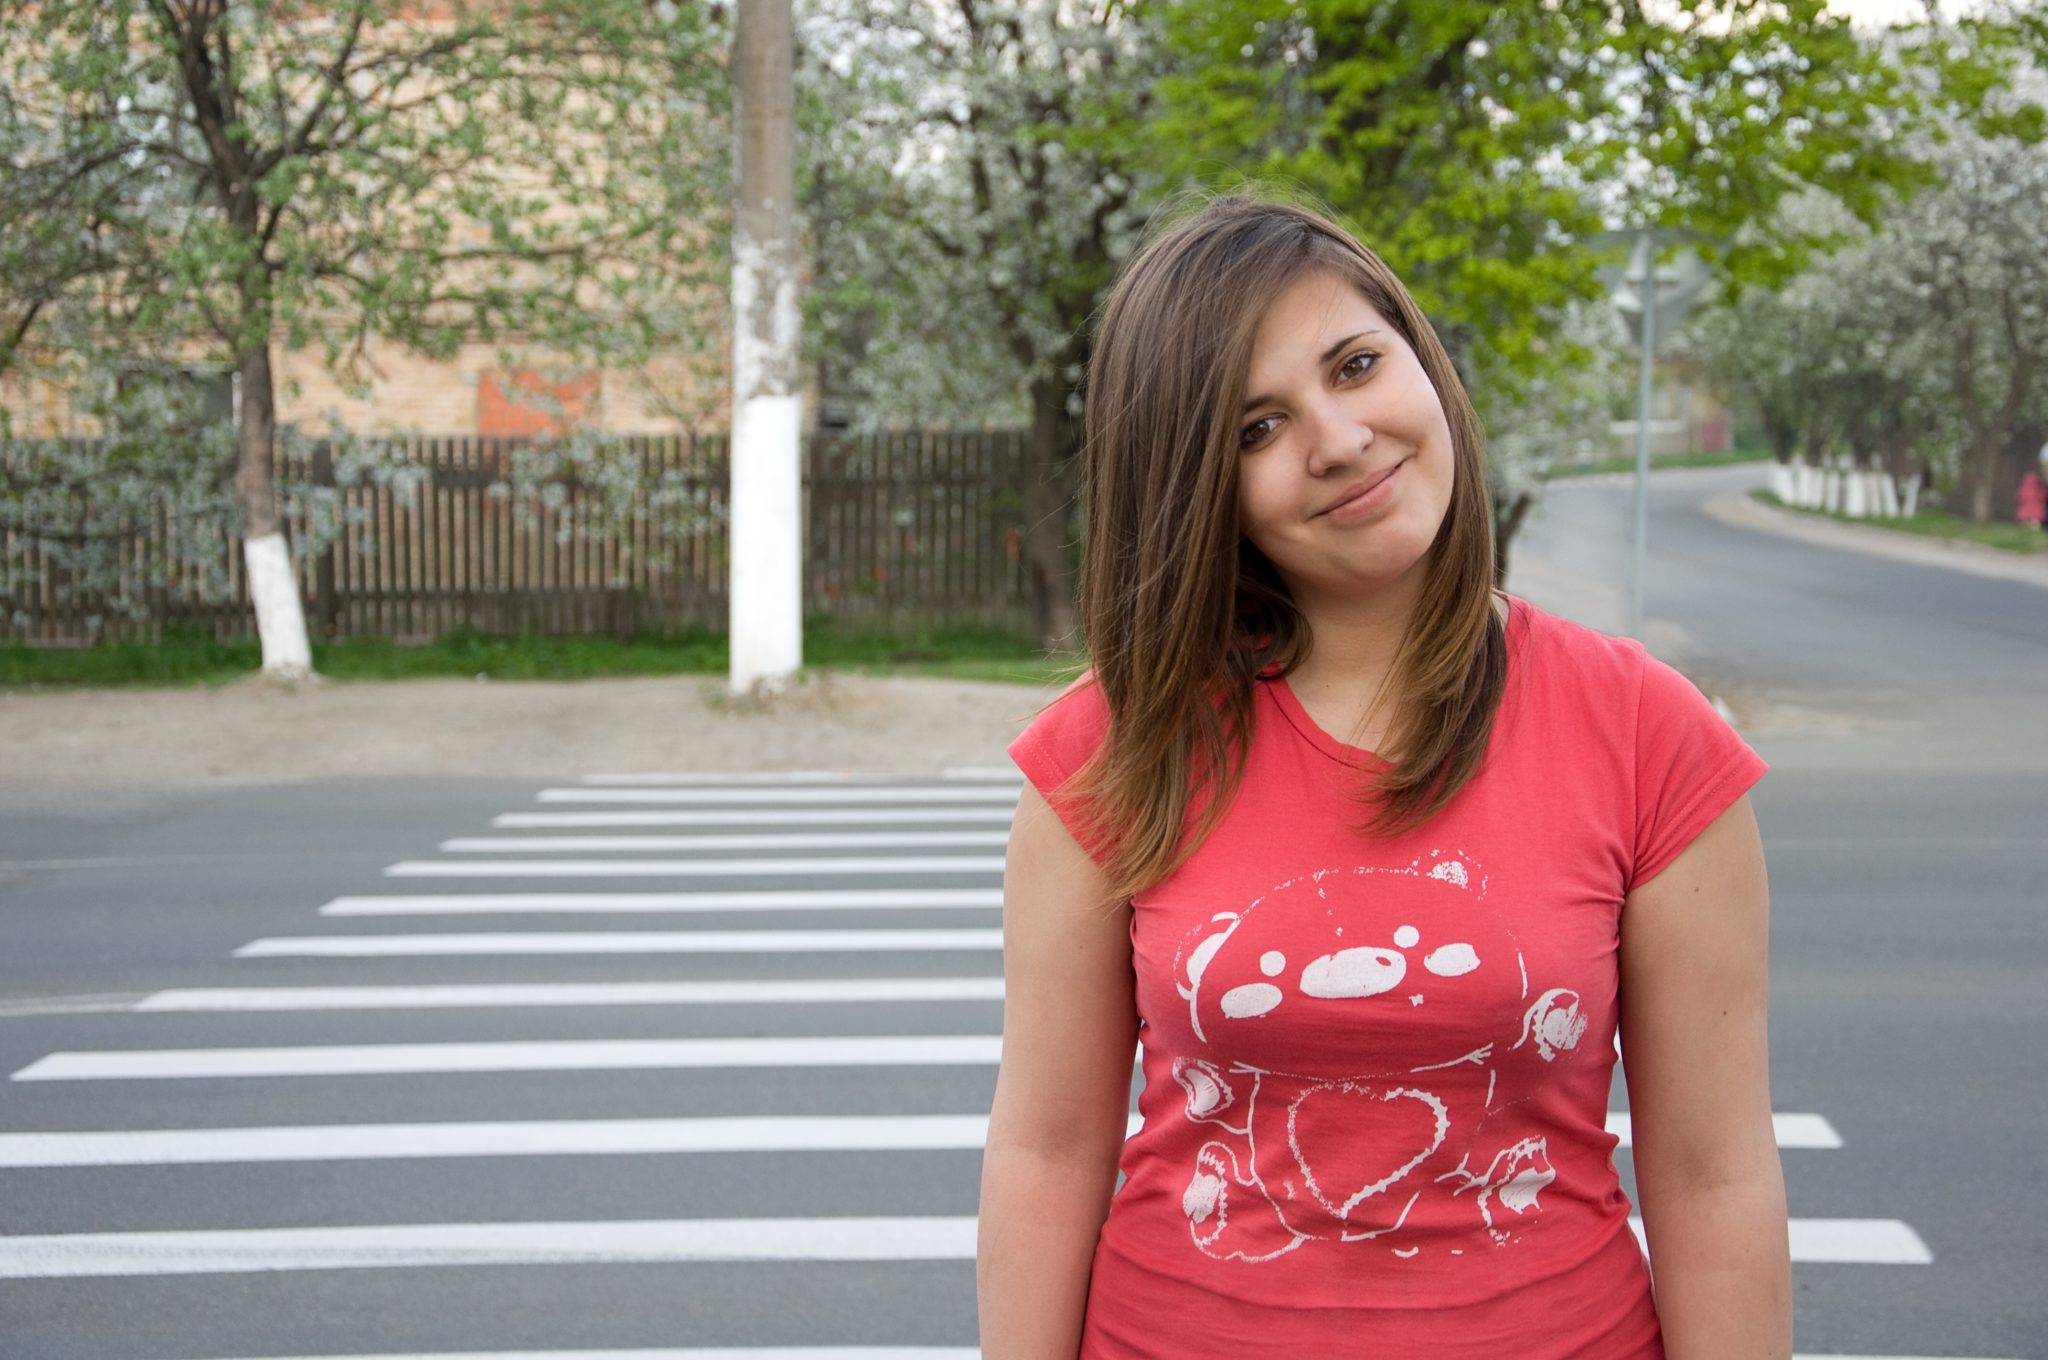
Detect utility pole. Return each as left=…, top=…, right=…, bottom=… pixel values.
left=1606, top=229, right=1713, bottom=639
left=1630, top=230, right=1658, bottom=642
left=729, top=0, right=802, bottom=694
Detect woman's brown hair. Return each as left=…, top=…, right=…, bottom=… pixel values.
left=1066, top=189, right=1507, bottom=901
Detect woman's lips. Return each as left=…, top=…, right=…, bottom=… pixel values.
left=1316, top=458, right=1407, bottom=520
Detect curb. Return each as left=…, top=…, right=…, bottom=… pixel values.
left=1701, top=493, right=2048, bottom=594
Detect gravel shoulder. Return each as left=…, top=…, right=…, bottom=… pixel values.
left=0, top=670, right=1063, bottom=788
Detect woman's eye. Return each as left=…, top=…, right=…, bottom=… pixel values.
left=1341, top=350, right=1380, bottom=379
left=1239, top=417, right=1277, bottom=451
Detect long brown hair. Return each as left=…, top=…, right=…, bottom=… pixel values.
left=1066, top=189, right=1506, bottom=901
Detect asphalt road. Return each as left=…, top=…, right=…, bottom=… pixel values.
left=1, top=463, right=2043, bottom=1359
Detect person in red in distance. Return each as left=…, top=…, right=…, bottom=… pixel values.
left=977, top=192, right=1791, bottom=1360
left=2017, top=469, right=2045, bottom=532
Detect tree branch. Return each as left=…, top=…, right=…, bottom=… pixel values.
left=0, top=295, right=49, bottom=377
left=248, top=4, right=369, bottom=184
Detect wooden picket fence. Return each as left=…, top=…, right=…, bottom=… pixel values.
left=1, top=430, right=1039, bottom=644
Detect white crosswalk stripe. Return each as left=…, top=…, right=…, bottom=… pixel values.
left=439, top=831, right=1011, bottom=852
left=0, top=1217, right=983, bottom=1278
left=319, top=889, right=1005, bottom=915
left=0, top=1114, right=1029, bottom=1166
left=536, top=787, right=1021, bottom=804
left=383, top=855, right=1006, bottom=876
left=0, top=772, right=1956, bottom=1358
left=12, top=1035, right=1007, bottom=1081
left=188, top=1352, right=982, bottom=1360
left=580, top=771, right=1022, bottom=786
left=1626, top=1217, right=1933, bottom=1265
left=0, top=1110, right=1836, bottom=1167
left=233, top=928, right=1005, bottom=956
left=1608, top=1110, right=1843, bottom=1150
left=135, top=978, right=1009, bottom=1010
left=493, top=808, right=1016, bottom=827
left=0, top=1216, right=1933, bottom=1279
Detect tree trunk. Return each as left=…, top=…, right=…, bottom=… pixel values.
left=1977, top=425, right=2046, bottom=524
left=1956, top=429, right=2031, bottom=523
left=728, top=0, right=803, bottom=695
left=1966, top=448, right=1995, bottom=521
left=1021, top=373, right=1082, bottom=654
left=235, top=341, right=314, bottom=677
left=1492, top=490, right=1533, bottom=589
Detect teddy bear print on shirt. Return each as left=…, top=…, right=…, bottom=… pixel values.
left=1168, top=854, right=1591, bottom=1264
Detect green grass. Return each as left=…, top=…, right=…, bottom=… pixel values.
left=1750, top=489, right=2048, bottom=555
left=1543, top=448, right=1771, bottom=480
left=0, top=621, right=1083, bottom=690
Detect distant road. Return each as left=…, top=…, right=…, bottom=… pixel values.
left=1511, top=462, right=2048, bottom=770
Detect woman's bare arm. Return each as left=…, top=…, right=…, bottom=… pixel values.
left=1619, top=793, right=1793, bottom=1359
left=977, top=784, right=1139, bottom=1360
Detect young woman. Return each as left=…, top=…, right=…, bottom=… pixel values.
left=977, top=193, right=1791, bottom=1358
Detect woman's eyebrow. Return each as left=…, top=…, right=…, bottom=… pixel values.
left=1241, top=330, right=1386, bottom=413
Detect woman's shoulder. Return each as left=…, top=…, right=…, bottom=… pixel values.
left=1502, top=592, right=1647, bottom=688
left=1008, top=668, right=1109, bottom=790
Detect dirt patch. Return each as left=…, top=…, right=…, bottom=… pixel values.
left=0, top=671, right=1065, bottom=788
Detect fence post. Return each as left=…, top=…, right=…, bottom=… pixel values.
left=309, top=439, right=341, bottom=638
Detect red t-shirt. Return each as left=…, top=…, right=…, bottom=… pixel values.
left=1005, top=595, right=1767, bottom=1359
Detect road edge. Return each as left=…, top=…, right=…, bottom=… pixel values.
left=1702, top=492, right=2048, bottom=593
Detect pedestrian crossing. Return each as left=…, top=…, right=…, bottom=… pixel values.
left=0, top=770, right=1997, bottom=1358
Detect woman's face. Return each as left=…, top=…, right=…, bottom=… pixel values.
left=1235, top=269, right=1456, bottom=613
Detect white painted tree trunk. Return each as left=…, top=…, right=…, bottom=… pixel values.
left=1844, top=469, right=1869, bottom=518
left=1902, top=473, right=1922, bottom=517
left=728, top=0, right=802, bottom=695
left=243, top=532, right=313, bottom=677
left=1793, top=461, right=1818, bottom=508
left=728, top=383, right=802, bottom=688
left=233, top=341, right=315, bottom=679
left=1771, top=461, right=1795, bottom=502
left=1877, top=473, right=1901, bottom=518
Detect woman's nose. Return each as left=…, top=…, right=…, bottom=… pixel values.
left=1302, top=397, right=1372, bottom=477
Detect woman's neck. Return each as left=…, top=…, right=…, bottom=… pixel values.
left=1283, top=573, right=1426, bottom=752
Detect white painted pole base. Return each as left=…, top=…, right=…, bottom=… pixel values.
left=242, top=532, right=314, bottom=677
left=728, top=392, right=803, bottom=695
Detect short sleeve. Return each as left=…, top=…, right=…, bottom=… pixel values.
left=1629, top=651, right=1768, bottom=890
left=1006, top=672, right=1116, bottom=865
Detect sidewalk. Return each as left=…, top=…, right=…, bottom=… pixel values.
left=0, top=670, right=1056, bottom=788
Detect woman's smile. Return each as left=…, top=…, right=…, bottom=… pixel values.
left=1314, top=457, right=1411, bottom=522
